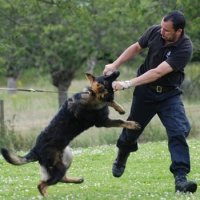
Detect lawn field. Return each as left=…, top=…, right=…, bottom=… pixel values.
left=0, top=68, right=200, bottom=199
left=0, top=140, right=199, bottom=200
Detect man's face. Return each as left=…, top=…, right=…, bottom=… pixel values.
left=160, top=19, right=181, bottom=43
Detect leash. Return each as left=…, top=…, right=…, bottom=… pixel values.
left=0, top=87, right=121, bottom=94
left=0, top=87, right=60, bottom=93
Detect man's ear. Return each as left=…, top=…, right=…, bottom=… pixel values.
left=85, top=73, right=95, bottom=85
left=177, top=28, right=183, bottom=35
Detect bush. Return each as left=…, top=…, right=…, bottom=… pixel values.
left=0, top=116, right=36, bottom=151
left=0, top=115, right=20, bottom=150
left=182, top=62, right=200, bottom=101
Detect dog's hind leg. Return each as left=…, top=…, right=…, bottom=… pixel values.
left=38, top=166, right=50, bottom=197
left=38, top=181, right=48, bottom=197
left=60, top=146, right=84, bottom=184
left=46, top=165, right=67, bottom=185
left=38, top=164, right=67, bottom=196
left=60, top=175, right=84, bottom=184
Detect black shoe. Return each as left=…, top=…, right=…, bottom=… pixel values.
left=112, top=150, right=130, bottom=178
left=175, top=176, right=197, bottom=193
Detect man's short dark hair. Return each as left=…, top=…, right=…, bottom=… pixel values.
left=163, top=10, right=186, bottom=31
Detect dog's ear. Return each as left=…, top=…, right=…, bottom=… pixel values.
left=85, top=73, right=95, bottom=85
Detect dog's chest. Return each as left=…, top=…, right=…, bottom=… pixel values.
left=73, top=104, right=108, bottom=121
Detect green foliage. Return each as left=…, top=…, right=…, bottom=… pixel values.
left=0, top=111, right=38, bottom=151
left=0, top=57, right=6, bottom=76
left=176, top=0, right=200, bottom=61
left=0, top=0, right=199, bottom=78
left=0, top=140, right=199, bottom=199
left=182, top=62, right=200, bottom=101
left=0, top=115, right=24, bottom=151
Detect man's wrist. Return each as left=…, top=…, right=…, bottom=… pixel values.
left=124, top=80, right=131, bottom=88
left=121, top=80, right=132, bottom=89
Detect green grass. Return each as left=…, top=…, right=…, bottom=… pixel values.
left=0, top=139, right=199, bottom=200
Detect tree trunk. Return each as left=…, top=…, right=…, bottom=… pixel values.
left=7, top=77, right=17, bottom=94
left=58, top=84, right=67, bottom=108
left=51, top=69, right=75, bottom=107
left=0, top=100, right=4, bottom=134
left=86, top=56, right=97, bottom=74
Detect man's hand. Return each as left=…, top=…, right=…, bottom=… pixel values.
left=103, top=64, right=117, bottom=75
left=112, top=80, right=132, bottom=91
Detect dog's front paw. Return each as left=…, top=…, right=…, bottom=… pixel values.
left=125, top=121, right=141, bottom=130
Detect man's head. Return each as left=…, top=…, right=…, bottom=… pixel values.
left=161, top=10, right=185, bottom=43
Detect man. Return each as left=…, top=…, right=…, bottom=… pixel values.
left=103, top=11, right=197, bottom=193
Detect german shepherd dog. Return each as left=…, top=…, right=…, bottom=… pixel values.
left=1, top=71, right=140, bottom=197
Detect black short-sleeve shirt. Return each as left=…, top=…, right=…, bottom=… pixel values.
left=138, top=25, right=193, bottom=87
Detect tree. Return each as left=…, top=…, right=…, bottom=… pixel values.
left=0, top=0, right=45, bottom=92
left=35, top=1, right=92, bottom=106
left=0, top=0, right=92, bottom=104
left=0, top=0, right=199, bottom=105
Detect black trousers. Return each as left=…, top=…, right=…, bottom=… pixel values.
left=117, top=85, right=191, bottom=176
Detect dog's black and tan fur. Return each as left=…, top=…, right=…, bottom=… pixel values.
left=1, top=71, right=140, bottom=197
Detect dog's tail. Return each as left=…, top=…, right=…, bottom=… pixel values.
left=1, top=148, right=37, bottom=165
